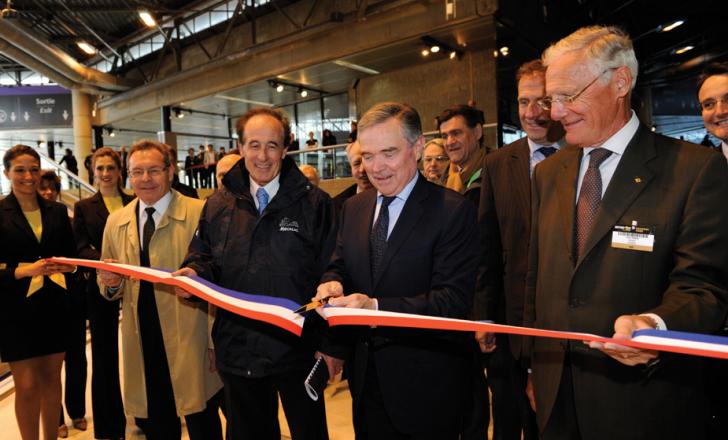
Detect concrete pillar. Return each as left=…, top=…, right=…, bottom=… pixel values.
left=72, top=89, right=93, bottom=183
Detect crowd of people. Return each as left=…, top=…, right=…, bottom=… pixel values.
left=1, top=25, right=727, bottom=440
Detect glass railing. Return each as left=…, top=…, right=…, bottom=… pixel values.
left=0, top=147, right=96, bottom=208
left=287, top=130, right=444, bottom=180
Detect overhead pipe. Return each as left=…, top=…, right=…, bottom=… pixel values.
left=0, top=39, right=108, bottom=95
left=0, top=18, right=138, bottom=92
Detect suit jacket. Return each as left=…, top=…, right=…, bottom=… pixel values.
left=332, top=183, right=358, bottom=217
left=524, top=126, right=728, bottom=439
left=321, top=173, right=479, bottom=435
left=99, top=190, right=222, bottom=418
left=476, top=137, right=532, bottom=358
left=73, top=191, right=135, bottom=316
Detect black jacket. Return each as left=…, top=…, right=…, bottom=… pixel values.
left=183, top=156, right=338, bottom=377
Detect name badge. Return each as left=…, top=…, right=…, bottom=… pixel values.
left=611, top=223, right=654, bottom=252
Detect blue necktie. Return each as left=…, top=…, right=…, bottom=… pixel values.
left=256, top=187, right=269, bottom=214
left=537, top=146, right=557, bottom=158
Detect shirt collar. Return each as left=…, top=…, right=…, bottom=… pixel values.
left=583, top=110, right=639, bottom=157
left=377, top=171, right=419, bottom=203
left=249, top=173, right=281, bottom=201
left=139, top=190, right=173, bottom=218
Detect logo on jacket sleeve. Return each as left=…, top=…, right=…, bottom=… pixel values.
left=279, top=217, right=300, bottom=232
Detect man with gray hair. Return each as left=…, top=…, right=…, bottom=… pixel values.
left=524, top=25, right=728, bottom=439
left=315, top=102, right=480, bottom=438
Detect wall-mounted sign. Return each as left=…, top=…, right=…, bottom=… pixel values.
left=0, top=86, right=72, bottom=129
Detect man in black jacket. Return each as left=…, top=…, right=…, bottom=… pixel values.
left=176, top=108, right=338, bottom=440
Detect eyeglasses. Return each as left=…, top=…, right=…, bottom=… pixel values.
left=423, top=155, right=449, bottom=163
left=129, top=167, right=167, bottom=179
left=699, top=94, right=728, bottom=112
left=537, top=69, right=611, bottom=111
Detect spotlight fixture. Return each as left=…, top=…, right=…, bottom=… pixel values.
left=420, top=36, right=461, bottom=60
left=107, top=127, right=116, bottom=137
left=138, top=9, right=156, bottom=27
left=660, top=20, right=684, bottom=32
left=430, top=45, right=440, bottom=53
left=267, top=79, right=324, bottom=99
left=300, top=88, right=308, bottom=98
left=276, top=84, right=284, bottom=93
left=673, top=45, right=694, bottom=55
left=174, top=108, right=184, bottom=119
left=421, top=49, right=430, bottom=57
left=499, top=46, right=510, bottom=56
left=76, top=41, right=96, bottom=55
left=449, top=51, right=457, bottom=59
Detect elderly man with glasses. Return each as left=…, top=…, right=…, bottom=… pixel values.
left=98, top=140, right=223, bottom=440
left=523, top=26, right=728, bottom=440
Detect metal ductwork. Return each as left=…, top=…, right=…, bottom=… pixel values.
left=0, top=18, right=138, bottom=93
left=0, top=39, right=107, bottom=95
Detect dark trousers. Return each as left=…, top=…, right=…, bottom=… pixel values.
left=541, top=353, right=581, bottom=440
left=186, top=169, right=198, bottom=188
left=220, top=367, right=328, bottom=440
left=487, top=336, right=538, bottom=440
left=354, top=353, right=460, bottom=440
left=88, top=288, right=125, bottom=438
left=461, top=350, right=489, bottom=440
left=136, top=280, right=222, bottom=440
left=61, top=285, right=87, bottom=423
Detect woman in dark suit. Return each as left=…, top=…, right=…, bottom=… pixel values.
left=0, top=145, right=77, bottom=439
left=72, top=147, right=133, bottom=440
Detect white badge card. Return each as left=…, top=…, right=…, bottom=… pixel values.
left=611, top=224, right=654, bottom=252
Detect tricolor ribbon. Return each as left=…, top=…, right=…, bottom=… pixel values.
left=49, top=257, right=728, bottom=360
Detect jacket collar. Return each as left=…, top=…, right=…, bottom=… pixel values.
left=222, top=156, right=313, bottom=209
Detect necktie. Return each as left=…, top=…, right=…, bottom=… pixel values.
left=370, top=196, right=396, bottom=280
left=256, top=187, right=269, bottom=215
left=537, top=146, right=557, bottom=158
left=141, top=207, right=155, bottom=266
left=575, top=148, right=612, bottom=260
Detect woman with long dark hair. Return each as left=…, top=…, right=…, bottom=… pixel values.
left=72, top=147, right=133, bottom=440
left=0, top=144, right=77, bottom=439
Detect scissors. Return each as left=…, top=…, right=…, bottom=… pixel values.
left=294, top=296, right=333, bottom=314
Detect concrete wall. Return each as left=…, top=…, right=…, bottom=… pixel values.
left=356, top=47, right=498, bottom=149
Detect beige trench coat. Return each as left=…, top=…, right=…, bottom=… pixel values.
left=99, top=190, right=222, bottom=418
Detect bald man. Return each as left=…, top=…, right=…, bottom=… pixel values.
left=215, top=154, right=242, bottom=190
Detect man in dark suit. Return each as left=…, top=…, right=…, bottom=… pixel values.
left=524, top=26, right=728, bottom=440
left=475, top=59, right=564, bottom=440
left=316, top=102, right=480, bottom=439
left=332, top=141, right=372, bottom=215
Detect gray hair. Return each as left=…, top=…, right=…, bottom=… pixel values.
left=358, top=102, right=422, bottom=145
left=542, top=25, right=638, bottom=89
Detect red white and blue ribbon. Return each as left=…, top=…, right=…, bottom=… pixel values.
left=51, top=257, right=728, bottom=360
left=51, top=257, right=305, bottom=336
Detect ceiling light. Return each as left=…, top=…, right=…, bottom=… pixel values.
left=430, top=45, right=440, bottom=53
left=421, top=49, right=430, bottom=57
left=300, top=89, right=308, bottom=98
left=276, top=84, right=284, bottom=93
left=449, top=51, right=457, bottom=60
left=76, top=41, right=96, bottom=55
left=108, top=127, right=116, bottom=138
left=175, top=108, right=184, bottom=119
left=139, top=10, right=156, bottom=27
left=499, top=46, right=509, bottom=56
left=493, top=50, right=499, bottom=58
left=674, top=45, right=694, bottom=55
left=661, top=20, right=684, bottom=32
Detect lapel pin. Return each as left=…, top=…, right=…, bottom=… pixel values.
left=634, top=177, right=642, bottom=183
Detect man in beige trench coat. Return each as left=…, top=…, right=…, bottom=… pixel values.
left=98, top=140, right=222, bottom=440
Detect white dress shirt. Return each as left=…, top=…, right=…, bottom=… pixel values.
left=137, top=191, right=173, bottom=250
left=250, top=174, right=281, bottom=211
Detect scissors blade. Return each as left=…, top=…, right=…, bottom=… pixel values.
left=293, top=296, right=332, bottom=314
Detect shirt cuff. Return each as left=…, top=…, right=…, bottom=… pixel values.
left=640, top=313, right=667, bottom=330
left=372, top=298, right=378, bottom=311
